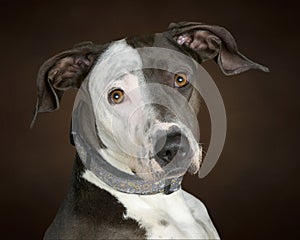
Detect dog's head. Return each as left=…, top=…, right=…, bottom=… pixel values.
left=32, top=22, right=268, bottom=184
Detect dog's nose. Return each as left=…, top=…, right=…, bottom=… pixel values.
left=155, top=132, right=190, bottom=164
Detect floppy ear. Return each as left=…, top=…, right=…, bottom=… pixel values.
left=31, top=41, right=102, bottom=127
left=168, top=21, right=269, bottom=75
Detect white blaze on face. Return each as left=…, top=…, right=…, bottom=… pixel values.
left=88, top=40, right=152, bottom=172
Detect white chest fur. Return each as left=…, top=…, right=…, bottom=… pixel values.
left=83, top=170, right=220, bottom=239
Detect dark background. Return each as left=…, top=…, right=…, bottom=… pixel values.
left=1, top=0, right=299, bottom=239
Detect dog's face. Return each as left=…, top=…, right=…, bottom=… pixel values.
left=88, top=38, right=201, bottom=179
left=32, top=22, right=268, bottom=181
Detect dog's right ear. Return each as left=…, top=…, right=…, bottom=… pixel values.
left=168, top=22, right=269, bottom=76
left=30, top=42, right=102, bottom=128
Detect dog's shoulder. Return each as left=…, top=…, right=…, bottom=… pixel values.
left=43, top=157, right=146, bottom=240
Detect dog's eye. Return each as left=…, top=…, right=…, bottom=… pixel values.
left=109, top=89, right=125, bottom=104
left=174, top=73, right=189, bottom=88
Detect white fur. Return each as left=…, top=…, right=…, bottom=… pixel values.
left=88, top=40, right=145, bottom=145
left=83, top=170, right=220, bottom=239
left=87, top=40, right=157, bottom=174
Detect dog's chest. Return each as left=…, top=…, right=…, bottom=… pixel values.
left=83, top=170, right=219, bottom=239
left=120, top=191, right=218, bottom=239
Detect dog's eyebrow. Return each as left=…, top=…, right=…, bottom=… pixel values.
left=111, top=71, right=138, bottom=81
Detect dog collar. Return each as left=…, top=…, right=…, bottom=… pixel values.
left=76, top=146, right=184, bottom=195
left=99, top=168, right=184, bottom=195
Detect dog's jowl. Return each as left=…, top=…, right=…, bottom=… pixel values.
left=32, top=22, right=268, bottom=239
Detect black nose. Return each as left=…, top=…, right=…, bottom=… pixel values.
left=155, top=132, right=190, bottom=165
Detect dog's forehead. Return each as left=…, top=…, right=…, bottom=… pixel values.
left=90, top=34, right=195, bottom=84
left=96, top=39, right=143, bottom=80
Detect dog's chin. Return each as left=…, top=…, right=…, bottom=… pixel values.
left=130, top=157, right=164, bottom=181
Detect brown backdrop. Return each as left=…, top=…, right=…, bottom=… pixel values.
left=1, top=0, right=299, bottom=239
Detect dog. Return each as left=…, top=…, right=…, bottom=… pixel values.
left=32, top=22, right=268, bottom=239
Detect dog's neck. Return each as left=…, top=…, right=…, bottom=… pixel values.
left=98, top=148, right=134, bottom=175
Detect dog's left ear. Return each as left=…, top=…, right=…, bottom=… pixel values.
left=168, top=22, right=269, bottom=75
left=31, top=42, right=102, bottom=127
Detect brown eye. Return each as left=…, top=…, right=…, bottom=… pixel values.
left=174, top=73, right=188, bottom=88
left=109, top=89, right=125, bottom=104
